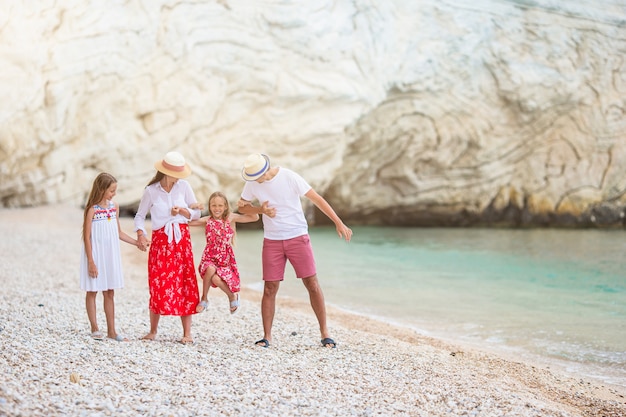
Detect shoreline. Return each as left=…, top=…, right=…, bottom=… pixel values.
left=1, top=205, right=625, bottom=416
left=322, top=300, right=626, bottom=393
left=272, top=290, right=626, bottom=397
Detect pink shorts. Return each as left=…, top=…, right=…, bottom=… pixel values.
left=262, top=235, right=316, bottom=281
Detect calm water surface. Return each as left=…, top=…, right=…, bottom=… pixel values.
left=191, top=226, right=626, bottom=388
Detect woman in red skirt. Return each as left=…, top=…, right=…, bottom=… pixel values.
left=134, top=151, right=201, bottom=344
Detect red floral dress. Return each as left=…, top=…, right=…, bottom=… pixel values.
left=198, top=217, right=240, bottom=293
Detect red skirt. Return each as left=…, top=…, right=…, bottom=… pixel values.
left=147, top=224, right=199, bottom=316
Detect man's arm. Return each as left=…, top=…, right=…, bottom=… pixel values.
left=304, top=189, right=352, bottom=242
left=237, top=198, right=276, bottom=218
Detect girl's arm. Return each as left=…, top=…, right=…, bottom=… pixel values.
left=237, top=198, right=276, bottom=217
left=172, top=202, right=201, bottom=220
left=227, top=213, right=259, bottom=246
left=189, top=216, right=208, bottom=227
left=115, top=203, right=141, bottom=249
left=83, top=206, right=98, bottom=278
left=230, top=212, right=260, bottom=224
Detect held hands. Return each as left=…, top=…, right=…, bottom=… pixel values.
left=260, top=201, right=276, bottom=218
left=137, top=235, right=150, bottom=252
left=172, top=205, right=191, bottom=219
left=237, top=199, right=276, bottom=217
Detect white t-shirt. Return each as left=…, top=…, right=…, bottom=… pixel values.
left=241, top=167, right=312, bottom=240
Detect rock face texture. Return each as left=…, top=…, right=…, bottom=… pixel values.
left=1, top=0, right=625, bottom=227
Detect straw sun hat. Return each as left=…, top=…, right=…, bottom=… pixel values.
left=154, top=151, right=192, bottom=179
left=241, top=153, right=270, bottom=181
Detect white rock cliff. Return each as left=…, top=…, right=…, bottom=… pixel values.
left=1, top=0, right=625, bottom=226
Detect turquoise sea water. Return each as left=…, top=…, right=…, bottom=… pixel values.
left=191, top=226, right=626, bottom=388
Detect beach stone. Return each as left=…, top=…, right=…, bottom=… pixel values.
left=69, top=373, right=81, bottom=384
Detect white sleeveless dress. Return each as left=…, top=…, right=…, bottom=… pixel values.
left=79, top=202, right=125, bottom=291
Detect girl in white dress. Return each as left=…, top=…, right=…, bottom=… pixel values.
left=80, top=173, right=141, bottom=341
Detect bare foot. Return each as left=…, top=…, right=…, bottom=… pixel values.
left=141, top=332, right=157, bottom=341
left=179, top=336, right=193, bottom=345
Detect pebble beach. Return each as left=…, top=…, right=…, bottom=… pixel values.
left=1, top=205, right=625, bottom=417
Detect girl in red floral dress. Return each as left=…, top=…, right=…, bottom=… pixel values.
left=190, top=191, right=259, bottom=314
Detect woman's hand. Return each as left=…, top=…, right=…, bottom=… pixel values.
left=137, top=233, right=150, bottom=251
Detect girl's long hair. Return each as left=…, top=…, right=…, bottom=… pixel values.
left=82, top=172, right=117, bottom=240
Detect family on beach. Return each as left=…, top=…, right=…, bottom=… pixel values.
left=79, top=152, right=353, bottom=348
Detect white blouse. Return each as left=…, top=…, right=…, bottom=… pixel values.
left=134, top=179, right=201, bottom=243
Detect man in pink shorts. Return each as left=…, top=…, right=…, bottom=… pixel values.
left=238, top=153, right=353, bottom=349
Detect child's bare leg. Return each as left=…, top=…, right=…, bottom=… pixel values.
left=85, top=291, right=99, bottom=333
left=210, top=275, right=238, bottom=312
left=196, top=266, right=216, bottom=312
left=103, top=289, right=117, bottom=338
left=201, top=267, right=216, bottom=301
left=211, top=274, right=234, bottom=300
